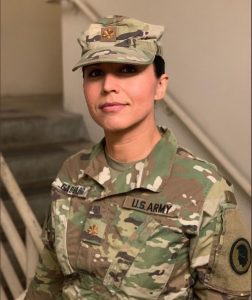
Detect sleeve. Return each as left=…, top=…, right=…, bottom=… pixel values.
left=189, top=178, right=251, bottom=299
left=25, top=203, right=64, bottom=300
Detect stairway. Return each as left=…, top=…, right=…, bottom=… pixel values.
left=0, top=95, right=94, bottom=299
left=0, top=95, right=92, bottom=231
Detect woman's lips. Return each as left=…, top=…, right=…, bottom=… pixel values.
left=99, top=102, right=128, bottom=112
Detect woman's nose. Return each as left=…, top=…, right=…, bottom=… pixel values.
left=102, top=73, right=120, bottom=94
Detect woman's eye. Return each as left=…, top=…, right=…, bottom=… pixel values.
left=120, top=65, right=137, bottom=74
left=87, top=69, right=104, bottom=78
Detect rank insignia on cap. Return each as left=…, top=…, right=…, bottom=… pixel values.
left=229, top=238, right=251, bottom=274
left=101, top=26, right=117, bottom=42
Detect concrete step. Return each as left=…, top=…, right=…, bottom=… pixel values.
left=0, top=109, right=88, bottom=149
left=0, top=96, right=94, bottom=297
left=2, top=140, right=92, bottom=186
left=1, top=95, right=93, bottom=237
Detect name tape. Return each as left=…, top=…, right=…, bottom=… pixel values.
left=60, top=182, right=88, bottom=198
left=123, top=196, right=177, bottom=217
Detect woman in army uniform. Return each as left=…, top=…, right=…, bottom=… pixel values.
left=26, top=16, right=251, bottom=299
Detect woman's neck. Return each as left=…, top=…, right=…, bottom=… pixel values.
left=104, top=125, right=161, bottom=163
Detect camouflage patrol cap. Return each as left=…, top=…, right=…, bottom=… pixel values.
left=72, top=15, right=164, bottom=71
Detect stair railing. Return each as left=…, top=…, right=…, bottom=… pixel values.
left=0, top=154, right=43, bottom=300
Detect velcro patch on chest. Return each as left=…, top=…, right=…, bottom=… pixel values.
left=123, top=196, right=178, bottom=217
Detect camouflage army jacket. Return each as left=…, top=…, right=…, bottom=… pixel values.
left=26, top=127, right=251, bottom=299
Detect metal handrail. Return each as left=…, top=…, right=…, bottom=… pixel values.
left=164, top=93, right=251, bottom=196
left=47, top=0, right=98, bottom=21
left=0, top=154, right=43, bottom=251
left=1, top=200, right=27, bottom=273
left=69, top=0, right=99, bottom=21
left=0, top=153, right=43, bottom=299
left=60, top=0, right=251, bottom=197
left=0, top=242, right=24, bottom=299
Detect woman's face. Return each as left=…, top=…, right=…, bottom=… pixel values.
left=83, top=62, right=168, bottom=134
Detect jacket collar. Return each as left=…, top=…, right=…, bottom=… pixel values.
left=84, top=127, right=177, bottom=196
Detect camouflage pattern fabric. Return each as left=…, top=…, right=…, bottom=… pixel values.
left=72, top=15, right=164, bottom=71
left=25, top=127, right=251, bottom=299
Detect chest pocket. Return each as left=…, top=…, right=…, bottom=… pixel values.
left=103, top=199, right=187, bottom=299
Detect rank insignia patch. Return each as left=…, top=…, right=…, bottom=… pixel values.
left=229, top=238, right=251, bottom=274
left=101, top=26, right=117, bottom=42
left=87, top=224, right=99, bottom=236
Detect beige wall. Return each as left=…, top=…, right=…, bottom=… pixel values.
left=1, top=0, right=62, bottom=96
left=61, top=0, right=251, bottom=230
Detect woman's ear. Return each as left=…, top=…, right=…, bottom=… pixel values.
left=154, top=74, right=169, bottom=101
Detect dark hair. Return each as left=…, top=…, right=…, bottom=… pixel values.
left=82, top=55, right=165, bottom=78
left=153, top=55, right=165, bottom=78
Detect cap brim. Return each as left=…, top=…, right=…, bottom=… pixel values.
left=72, top=46, right=155, bottom=71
